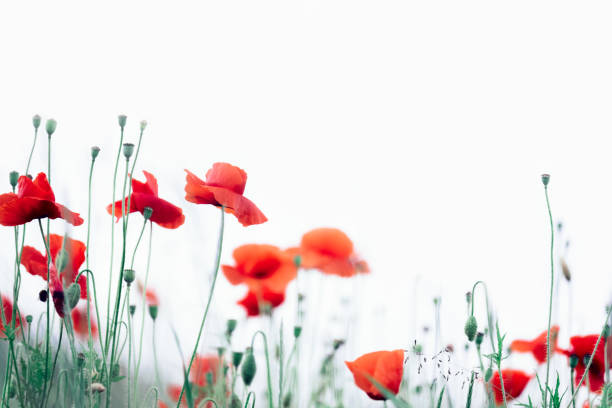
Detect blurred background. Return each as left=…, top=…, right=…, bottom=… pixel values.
left=1, top=1, right=612, bottom=405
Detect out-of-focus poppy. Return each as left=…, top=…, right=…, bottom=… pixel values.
left=489, top=369, right=532, bottom=405
left=223, top=244, right=297, bottom=296
left=184, top=163, right=267, bottom=227
left=510, top=325, right=560, bottom=363
left=0, top=173, right=83, bottom=227
left=136, top=281, right=159, bottom=306
left=0, top=296, right=22, bottom=339
left=289, top=228, right=369, bottom=277
left=107, top=171, right=185, bottom=229
left=345, top=350, right=404, bottom=400
left=21, top=234, right=88, bottom=317
left=71, top=303, right=98, bottom=338
left=561, top=334, right=612, bottom=394
left=237, top=287, right=285, bottom=317
left=167, top=354, right=221, bottom=407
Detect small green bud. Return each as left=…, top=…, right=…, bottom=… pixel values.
left=604, top=324, right=610, bottom=339
left=66, top=283, right=81, bottom=310
left=484, top=367, right=493, bottom=382
left=293, top=326, right=302, bottom=339
left=25, top=315, right=33, bottom=324
left=241, top=348, right=257, bottom=386
left=232, top=351, right=243, bottom=367
left=541, top=173, right=550, bottom=186
left=9, top=171, right=19, bottom=189
left=140, top=120, right=147, bottom=131
left=206, top=371, right=213, bottom=385
left=464, top=315, right=477, bottom=342
left=143, top=206, right=153, bottom=220
left=569, top=354, right=579, bottom=369
left=129, top=305, right=136, bottom=316
left=45, top=118, right=57, bottom=136
left=148, top=304, right=158, bottom=320
left=32, top=114, right=41, bottom=130
left=217, top=347, right=226, bottom=357
left=118, top=115, right=127, bottom=129
left=414, top=385, right=423, bottom=394
left=91, top=146, right=100, bottom=160
left=333, top=339, right=345, bottom=350
left=226, top=319, right=238, bottom=336
left=283, top=392, right=292, bottom=407
left=293, top=255, right=301, bottom=268
left=583, top=354, right=592, bottom=367
left=475, top=332, right=484, bottom=348
left=465, top=291, right=471, bottom=305
left=123, top=269, right=135, bottom=285
left=123, top=143, right=134, bottom=160
left=55, top=248, right=69, bottom=273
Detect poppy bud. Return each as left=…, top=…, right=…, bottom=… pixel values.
left=123, top=269, right=135, bottom=285
left=415, top=385, right=423, bottom=394
left=293, top=326, right=302, bottom=339
left=91, top=382, right=106, bottom=393
left=604, top=324, right=610, bottom=339
left=541, top=173, right=550, bottom=186
left=484, top=367, right=493, bottom=382
left=464, top=315, right=477, bottom=342
left=55, top=248, right=69, bottom=273
left=140, top=120, right=147, bottom=131
left=143, top=206, right=153, bottom=220
left=118, top=114, right=127, bottom=129
left=569, top=354, right=579, bottom=369
left=148, top=304, right=158, bottom=320
left=583, top=354, right=592, bottom=367
left=39, top=290, right=48, bottom=302
left=77, top=352, right=86, bottom=369
left=25, top=315, right=32, bottom=324
left=122, top=143, right=134, bottom=160
left=475, top=332, right=484, bottom=348
left=129, top=305, right=136, bottom=316
left=9, top=171, right=19, bottom=189
left=241, top=348, right=256, bottom=386
left=226, top=319, right=237, bottom=336
left=32, top=114, right=41, bottom=130
left=232, top=351, right=243, bottom=367
left=465, top=291, right=471, bottom=305
left=45, top=119, right=57, bottom=136
left=91, top=146, right=100, bottom=161
left=217, top=347, right=226, bottom=357
left=283, top=392, right=292, bottom=407
left=66, top=283, right=81, bottom=310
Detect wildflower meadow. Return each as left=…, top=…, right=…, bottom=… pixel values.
left=0, top=115, right=610, bottom=408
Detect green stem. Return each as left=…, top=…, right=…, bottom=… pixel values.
left=152, top=321, right=162, bottom=391
left=37, top=219, right=52, bottom=408
left=25, top=126, right=38, bottom=175
left=44, top=322, right=65, bottom=408
left=543, top=185, right=554, bottom=408
left=569, top=367, right=575, bottom=408
left=250, top=331, right=274, bottom=408
left=176, top=207, right=225, bottom=408
left=133, top=222, right=153, bottom=394
left=127, top=286, right=133, bottom=408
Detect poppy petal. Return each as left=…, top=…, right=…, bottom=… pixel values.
left=205, top=162, right=247, bottom=195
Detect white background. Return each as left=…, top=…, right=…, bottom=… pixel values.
left=1, top=1, right=612, bottom=405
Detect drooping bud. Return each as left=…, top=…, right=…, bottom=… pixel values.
left=569, top=354, right=579, bottom=369
left=32, top=114, right=41, bottom=130
left=9, top=171, right=19, bottom=190
left=91, top=383, right=106, bottom=393
left=55, top=248, right=69, bottom=273
left=91, top=146, right=100, bottom=161
left=226, top=319, right=237, bottom=337
left=241, top=348, right=256, bottom=386
left=129, top=305, right=136, bottom=316
left=293, top=326, right=302, bottom=339
left=333, top=339, right=345, bottom=350
left=45, top=119, right=57, bottom=136
left=140, top=120, right=147, bottom=131
left=122, top=143, right=134, bottom=160
left=65, top=283, right=81, bottom=310
left=143, top=206, right=153, bottom=221
left=475, top=332, right=484, bottom=348
left=148, top=304, right=158, bottom=320
left=541, top=173, right=550, bottom=186
left=118, top=115, right=127, bottom=129
left=232, top=351, right=243, bottom=367
left=464, top=315, right=477, bottom=342
left=123, top=269, right=135, bottom=285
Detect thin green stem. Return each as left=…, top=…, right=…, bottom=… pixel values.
left=152, top=321, right=162, bottom=391
left=133, top=222, right=153, bottom=394
left=44, top=323, right=65, bottom=408
left=25, top=127, right=39, bottom=175
left=250, top=331, right=274, bottom=408
left=127, top=286, right=133, bottom=408
left=37, top=219, right=52, bottom=408
left=176, top=207, right=225, bottom=408
left=543, top=185, right=554, bottom=408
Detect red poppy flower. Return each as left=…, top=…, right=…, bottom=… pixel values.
left=21, top=234, right=88, bottom=317
left=510, top=325, right=560, bottom=363
left=489, top=369, right=532, bottom=405
left=238, top=287, right=285, bottom=317
left=0, top=296, right=22, bottom=339
left=107, top=171, right=185, bottom=229
left=0, top=173, right=83, bottom=227
left=71, top=304, right=98, bottom=339
left=167, top=354, right=221, bottom=407
left=223, top=244, right=297, bottom=297
left=345, top=350, right=404, bottom=400
left=184, top=163, right=267, bottom=227
left=136, top=281, right=159, bottom=306
left=289, top=228, right=369, bottom=277
left=561, top=334, right=612, bottom=394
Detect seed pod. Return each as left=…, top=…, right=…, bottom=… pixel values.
left=475, top=332, right=484, bottom=348
left=118, top=115, right=127, bottom=129
left=464, top=315, right=477, bottom=342
left=123, top=143, right=134, bottom=160
left=129, top=305, right=136, bottom=316
left=569, top=354, right=579, bottom=369
left=241, top=348, right=256, bottom=386
left=140, top=120, right=148, bottom=131
left=148, top=305, right=158, bottom=320
left=232, top=351, right=243, bottom=367
left=32, top=115, right=41, bottom=130
left=226, top=319, right=237, bottom=337
left=45, top=119, right=57, bottom=136
left=143, top=206, right=153, bottom=220
left=91, top=146, right=101, bottom=160
left=9, top=171, right=19, bottom=189
left=123, top=269, right=135, bottom=285
left=541, top=173, right=550, bottom=186
left=293, top=326, right=302, bottom=339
